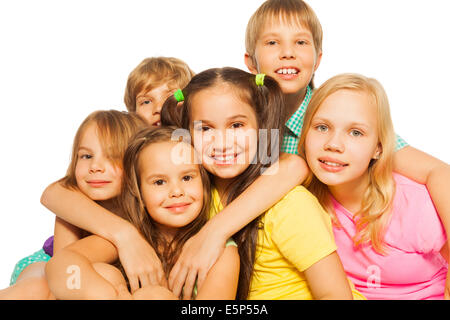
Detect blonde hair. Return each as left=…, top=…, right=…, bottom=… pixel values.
left=60, top=110, right=147, bottom=191
left=298, top=73, right=396, bottom=254
left=245, top=0, right=322, bottom=89
left=124, top=57, right=195, bottom=112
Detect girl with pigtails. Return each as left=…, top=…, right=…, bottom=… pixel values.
left=162, top=67, right=364, bottom=299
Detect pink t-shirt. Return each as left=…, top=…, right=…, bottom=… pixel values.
left=332, top=173, right=448, bottom=300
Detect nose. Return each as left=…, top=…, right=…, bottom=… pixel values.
left=169, top=181, right=185, bottom=198
left=212, top=129, right=235, bottom=153
left=280, top=43, right=296, bottom=60
left=153, top=98, right=165, bottom=115
left=324, top=132, right=344, bottom=153
left=89, top=156, right=106, bottom=174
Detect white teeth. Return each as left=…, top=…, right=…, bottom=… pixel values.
left=214, top=154, right=235, bottom=161
left=277, top=68, right=298, bottom=75
left=321, top=160, right=344, bottom=167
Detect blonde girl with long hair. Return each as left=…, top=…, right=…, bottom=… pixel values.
left=298, top=73, right=448, bottom=299
left=0, top=110, right=146, bottom=299
left=45, top=126, right=240, bottom=299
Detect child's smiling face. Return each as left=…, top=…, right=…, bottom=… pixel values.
left=246, top=17, right=321, bottom=96
left=136, top=83, right=175, bottom=127
left=138, top=141, right=204, bottom=236
left=75, top=123, right=123, bottom=201
left=189, top=85, right=259, bottom=181
left=305, top=89, right=381, bottom=190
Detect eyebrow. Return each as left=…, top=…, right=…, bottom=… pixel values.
left=78, top=146, right=93, bottom=153
left=260, top=31, right=312, bottom=39
left=194, top=114, right=249, bottom=124
left=312, top=117, right=370, bottom=129
left=144, top=168, right=198, bottom=181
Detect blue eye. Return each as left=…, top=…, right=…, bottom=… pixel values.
left=350, top=130, right=363, bottom=137
left=315, top=124, right=328, bottom=132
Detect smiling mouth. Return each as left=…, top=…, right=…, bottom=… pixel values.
left=275, top=67, right=299, bottom=75
left=87, top=180, right=111, bottom=187
left=210, top=153, right=241, bottom=165
left=152, top=121, right=161, bottom=126
left=319, top=159, right=348, bottom=167
left=165, top=203, right=191, bottom=213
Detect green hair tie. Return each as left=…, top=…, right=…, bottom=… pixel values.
left=255, top=73, right=266, bottom=86
left=174, top=89, right=184, bottom=102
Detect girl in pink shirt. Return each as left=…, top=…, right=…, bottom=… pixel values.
left=298, top=73, right=448, bottom=300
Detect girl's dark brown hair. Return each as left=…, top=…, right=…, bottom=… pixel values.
left=120, top=126, right=211, bottom=279
left=161, top=67, right=287, bottom=299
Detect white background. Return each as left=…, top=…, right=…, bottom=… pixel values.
left=0, top=0, right=449, bottom=288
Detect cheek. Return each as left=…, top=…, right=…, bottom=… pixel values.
left=304, top=133, right=321, bottom=161
left=74, top=162, right=86, bottom=183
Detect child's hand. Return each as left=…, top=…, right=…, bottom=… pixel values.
left=133, top=285, right=178, bottom=300
left=115, top=226, right=166, bottom=292
left=168, top=224, right=226, bottom=300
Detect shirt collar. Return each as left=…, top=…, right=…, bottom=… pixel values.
left=285, top=86, right=312, bottom=137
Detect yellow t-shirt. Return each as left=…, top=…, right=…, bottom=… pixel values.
left=211, top=186, right=365, bottom=300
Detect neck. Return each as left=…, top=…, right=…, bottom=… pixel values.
left=97, top=199, right=122, bottom=216
left=213, top=176, right=235, bottom=205
left=328, top=173, right=370, bottom=214
left=284, top=87, right=307, bottom=118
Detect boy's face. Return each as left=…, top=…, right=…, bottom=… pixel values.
left=136, top=83, right=175, bottom=126
left=245, top=19, right=322, bottom=96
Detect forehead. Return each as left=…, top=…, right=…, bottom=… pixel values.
left=137, top=82, right=174, bottom=98
left=139, top=141, right=198, bottom=174
left=314, top=89, right=377, bottom=126
left=190, top=85, right=256, bottom=122
left=260, top=12, right=313, bottom=36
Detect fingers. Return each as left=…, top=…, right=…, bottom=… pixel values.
left=139, top=273, right=151, bottom=289
left=169, top=264, right=188, bottom=298
left=129, top=276, right=140, bottom=294
left=182, top=269, right=198, bottom=300
left=196, top=269, right=207, bottom=293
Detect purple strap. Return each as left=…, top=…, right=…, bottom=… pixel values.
left=43, top=236, right=54, bottom=257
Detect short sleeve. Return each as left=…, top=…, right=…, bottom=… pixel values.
left=394, top=133, right=408, bottom=151
left=270, top=187, right=337, bottom=272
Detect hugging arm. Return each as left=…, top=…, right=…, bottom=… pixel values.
left=41, top=181, right=166, bottom=292
left=393, top=146, right=450, bottom=298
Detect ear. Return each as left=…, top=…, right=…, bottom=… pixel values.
left=372, top=143, right=382, bottom=160
left=314, top=50, right=323, bottom=72
left=244, top=53, right=258, bottom=75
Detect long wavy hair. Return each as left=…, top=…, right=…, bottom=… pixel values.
left=120, top=126, right=212, bottom=278
left=298, top=73, right=396, bottom=254
left=161, top=67, right=287, bottom=299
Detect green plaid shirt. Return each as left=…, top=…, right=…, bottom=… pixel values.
left=281, top=86, right=409, bottom=154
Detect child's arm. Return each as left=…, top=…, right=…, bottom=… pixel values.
left=45, top=235, right=126, bottom=300
left=41, top=181, right=166, bottom=292
left=169, top=153, right=308, bottom=298
left=303, top=252, right=353, bottom=299
left=393, top=145, right=450, bottom=299
left=53, top=217, right=83, bottom=254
